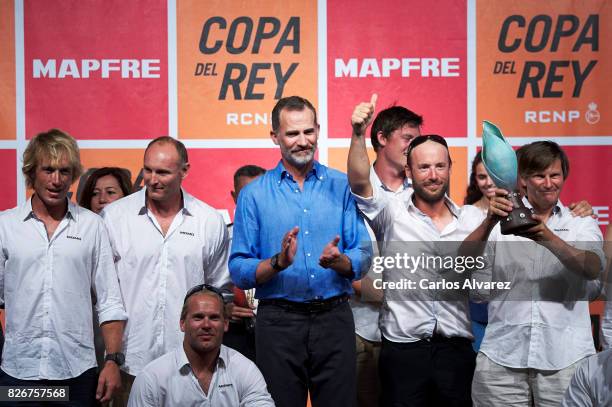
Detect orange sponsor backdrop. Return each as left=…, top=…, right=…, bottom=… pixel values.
left=177, top=0, right=318, bottom=138
left=0, top=150, right=16, bottom=209
left=0, top=0, right=15, bottom=139
left=328, top=147, right=468, bottom=205
left=477, top=0, right=612, bottom=136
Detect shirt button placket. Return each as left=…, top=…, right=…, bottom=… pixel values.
left=302, top=207, right=315, bottom=286
left=41, top=245, right=53, bottom=375
left=158, top=242, right=169, bottom=348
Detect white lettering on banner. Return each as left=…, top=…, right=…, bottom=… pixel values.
left=593, top=206, right=609, bottom=226
left=32, top=59, right=161, bottom=79
left=334, top=58, right=461, bottom=78
left=524, top=110, right=580, bottom=123
left=227, top=112, right=270, bottom=125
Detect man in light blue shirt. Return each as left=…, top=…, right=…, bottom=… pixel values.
left=230, top=96, right=371, bottom=407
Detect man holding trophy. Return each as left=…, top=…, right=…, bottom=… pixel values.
left=465, top=123, right=605, bottom=406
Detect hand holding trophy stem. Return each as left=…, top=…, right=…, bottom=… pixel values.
left=481, top=121, right=538, bottom=235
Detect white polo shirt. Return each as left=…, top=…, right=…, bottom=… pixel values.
left=101, top=188, right=231, bottom=375
left=0, top=198, right=127, bottom=379
left=128, top=345, right=274, bottom=407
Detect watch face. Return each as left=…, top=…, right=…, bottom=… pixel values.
left=271, top=254, right=282, bottom=271
left=107, top=353, right=125, bottom=366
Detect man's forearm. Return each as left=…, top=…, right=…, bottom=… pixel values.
left=330, top=254, right=354, bottom=278
left=459, top=217, right=497, bottom=257
left=347, top=131, right=373, bottom=198
left=100, top=320, right=125, bottom=354
left=255, top=258, right=280, bottom=285
left=544, top=236, right=601, bottom=280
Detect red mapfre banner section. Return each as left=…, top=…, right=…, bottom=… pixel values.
left=327, top=0, right=467, bottom=137
left=24, top=0, right=168, bottom=139
left=559, top=145, right=612, bottom=227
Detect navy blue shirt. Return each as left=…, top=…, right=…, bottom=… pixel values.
left=229, top=161, right=372, bottom=302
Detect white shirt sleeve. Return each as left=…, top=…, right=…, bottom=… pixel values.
left=602, top=294, right=612, bottom=350
left=128, top=372, right=158, bottom=407
left=351, top=182, right=391, bottom=222
left=92, top=218, right=127, bottom=324
left=561, top=358, right=593, bottom=407
left=0, top=233, right=5, bottom=307
left=235, top=359, right=275, bottom=407
left=204, top=215, right=232, bottom=291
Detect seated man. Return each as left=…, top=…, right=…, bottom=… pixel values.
left=128, top=285, right=274, bottom=407
left=561, top=348, right=612, bottom=406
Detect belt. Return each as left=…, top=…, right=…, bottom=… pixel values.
left=260, top=294, right=349, bottom=314
left=423, top=332, right=471, bottom=344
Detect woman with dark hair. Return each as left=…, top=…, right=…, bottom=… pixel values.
left=78, top=167, right=132, bottom=371
left=79, top=167, right=132, bottom=213
left=464, top=151, right=496, bottom=211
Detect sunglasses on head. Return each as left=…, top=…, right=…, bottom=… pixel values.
left=183, top=283, right=234, bottom=305
left=405, top=134, right=448, bottom=165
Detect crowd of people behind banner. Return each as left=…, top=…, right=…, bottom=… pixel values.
left=0, top=94, right=610, bottom=407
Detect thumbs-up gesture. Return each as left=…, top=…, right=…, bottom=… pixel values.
left=351, top=94, right=378, bottom=136
left=319, top=235, right=342, bottom=269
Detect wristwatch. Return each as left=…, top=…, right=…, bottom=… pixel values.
left=270, top=253, right=286, bottom=271
left=105, top=352, right=125, bottom=366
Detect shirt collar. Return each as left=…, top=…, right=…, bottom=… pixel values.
left=522, top=196, right=562, bottom=216
left=273, top=160, right=327, bottom=183
left=22, top=196, right=77, bottom=222
left=137, top=187, right=193, bottom=217
left=370, top=163, right=412, bottom=193
left=405, top=190, right=460, bottom=218
left=177, top=345, right=228, bottom=373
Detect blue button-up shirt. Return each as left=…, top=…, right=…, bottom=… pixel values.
left=229, top=161, right=372, bottom=302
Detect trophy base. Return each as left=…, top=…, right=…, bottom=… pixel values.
left=500, top=191, right=538, bottom=235
left=500, top=208, right=538, bottom=235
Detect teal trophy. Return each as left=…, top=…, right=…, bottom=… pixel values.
left=481, top=121, right=537, bottom=235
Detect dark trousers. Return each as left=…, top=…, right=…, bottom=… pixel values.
left=256, top=301, right=356, bottom=407
left=379, top=336, right=475, bottom=407
left=0, top=367, right=97, bottom=407
left=223, top=319, right=256, bottom=362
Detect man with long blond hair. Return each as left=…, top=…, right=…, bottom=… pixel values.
left=0, top=129, right=127, bottom=406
